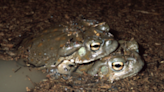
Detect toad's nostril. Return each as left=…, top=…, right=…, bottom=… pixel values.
left=64, top=68, right=69, bottom=71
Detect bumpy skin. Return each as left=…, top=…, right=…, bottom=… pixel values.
left=18, top=19, right=118, bottom=70
left=56, top=39, right=144, bottom=76
left=62, top=39, right=144, bottom=82
left=57, top=60, right=76, bottom=74
left=87, top=52, right=144, bottom=83
left=86, top=39, right=144, bottom=83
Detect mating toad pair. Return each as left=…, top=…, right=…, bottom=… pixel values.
left=18, top=19, right=144, bottom=83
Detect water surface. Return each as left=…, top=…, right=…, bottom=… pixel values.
left=0, top=59, right=47, bottom=92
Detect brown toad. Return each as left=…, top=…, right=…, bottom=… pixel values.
left=18, top=19, right=118, bottom=71
left=58, top=39, right=144, bottom=82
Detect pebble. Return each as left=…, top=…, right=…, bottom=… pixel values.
left=0, top=32, right=4, bottom=36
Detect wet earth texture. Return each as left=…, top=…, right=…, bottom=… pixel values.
left=0, top=0, right=164, bottom=92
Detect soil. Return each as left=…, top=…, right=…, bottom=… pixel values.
left=0, top=0, right=164, bottom=92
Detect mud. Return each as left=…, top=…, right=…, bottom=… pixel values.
left=0, top=0, right=164, bottom=91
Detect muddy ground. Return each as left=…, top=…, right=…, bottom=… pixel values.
left=0, top=0, right=164, bottom=92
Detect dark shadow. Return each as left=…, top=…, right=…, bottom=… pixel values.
left=109, top=29, right=119, bottom=39
left=138, top=43, right=147, bottom=72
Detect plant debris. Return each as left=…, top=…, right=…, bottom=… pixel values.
left=0, top=0, right=164, bottom=91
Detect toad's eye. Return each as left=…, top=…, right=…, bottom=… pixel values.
left=90, top=42, right=101, bottom=51
left=112, top=62, right=124, bottom=71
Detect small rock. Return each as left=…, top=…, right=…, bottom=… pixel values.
left=125, top=19, right=129, bottom=22
left=155, top=43, right=161, bottom=45
left=8, top=38, right=12, bottom=41
left=2, top=47, right=9, bottom=50
left=26, top=87, right=31, bottom=92
left=6, top=51, right=16, bottom=56
left=2, top=39, right=8, bottom=43
left=0, top=32, right=4, bottom=36
left=143, top=54, right=148, bottom=56
left=42, top=79, right=49, bottom=82
left=160, top=61, right=164, bottom=63
left=1, top=43, right=14, bottom=48
left=0, top=24, right=3, bottom=27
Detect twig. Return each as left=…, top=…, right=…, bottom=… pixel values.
left=135, top=10, right=160, bottom=15
left=26, top=75, right=36, bottom=86
left=14, top=67, right=21, bottom=73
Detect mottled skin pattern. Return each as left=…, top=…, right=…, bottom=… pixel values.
left=18, top=19, right=118, bottom=71
left=59, top=39, right=144, bottom=82
left=87, top=51, right=144, bottom=83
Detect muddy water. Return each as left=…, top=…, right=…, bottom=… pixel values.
left=0, top=59, right=48, bottom=92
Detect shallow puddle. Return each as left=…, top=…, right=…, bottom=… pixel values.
left=0, top=59, right=48, bottom=92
